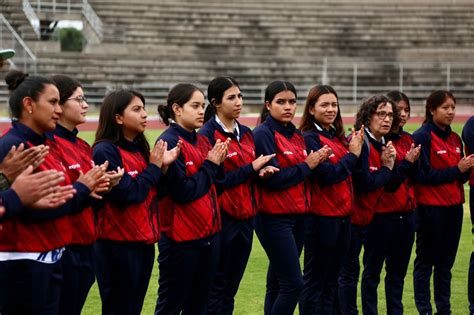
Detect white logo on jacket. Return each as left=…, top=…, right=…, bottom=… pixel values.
left=369, top=166, right=378, bottom=171
left=436, top=150, right=447, bottom=155
left=68, top=163, right=81, bottom=170
left=227, top=152, right=238, bottom=158
left=186, top=161, right=194, bottom=166
left=456, top=147, right=461, bottom=153
left=283, top=151, right=293, bottom=155
left=128, top=170, right=139, bottom=177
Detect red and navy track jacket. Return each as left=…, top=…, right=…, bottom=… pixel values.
left=199, top=117, right=257, bottom=220
left=158, top=123, right=221, bottom=242
left=303, top=124, right=357, bottom=217
left=0, top=122, right=91, bottom=251
left=462, top=116, right=474, bottom=187
left=51, top=124, right=97, bottom=245
left=376, top=130, right=417, bottom=214
left=253, top=116, right=311, bottom=215
left=93, top=139, right=161, bottom=243
left=351, top=133, right=394, bottom=226
left=413, top=122, right=468, bottom=207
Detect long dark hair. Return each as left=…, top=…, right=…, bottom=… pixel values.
left=94, top=89, right=150, bottom=162
left=354, top=95, right=401, bottom=134
left=204, top=77, right=240, bottom=123
left=157, top=83, right=203, bottom=126
left=258, top=80, right=297, bottom=124
left=299, top=85, right=346, bottom=144
left=423, top=90, right=456, bottom=124
left=50, top=74, right=82, bottom=105
left=5, top=70, right=55, bottom=119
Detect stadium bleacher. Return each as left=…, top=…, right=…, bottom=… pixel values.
left=1, top=0, right=473, bottom=108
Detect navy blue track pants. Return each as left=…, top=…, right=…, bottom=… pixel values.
left=207, top=213, right=254, bottom=315
left=155, top=233, right=219, bottom=315
left=0, top=259, right=62, bottom=314
left=254, top=212, right=305, bottom=315
left=300, top=215, right=351, bottom=315
left=361, top=212, right=415, bottom=315
left=413, top=204, right=463, bottom=315
left=58, top=244, right=95, bottom=315
left=337, top=223, right=367, bottom=315
left=94, top=240, right=154, bottom=315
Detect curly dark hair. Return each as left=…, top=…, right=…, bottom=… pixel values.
left=354, top=95, right=401, bottom=133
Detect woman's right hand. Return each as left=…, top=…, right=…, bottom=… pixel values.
left=305, top=145, right=331, bottom=170
left=348, top=126, right=364, bottom=157
left=458, top=154, right=474, bottom=173
left=381, top=141, right=396, bottom=170
left=76, top=164, right=108, bottom=192
left=207, top=138, right=230, bottom=165
left=252, top=154, right=276, bottom=171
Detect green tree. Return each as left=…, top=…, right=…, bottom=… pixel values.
left=59, top=28, right=84, bottom=52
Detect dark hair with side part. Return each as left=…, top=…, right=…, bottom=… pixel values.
left=258, top=80, right=297, bottom=124
left=354, top=95, right=401, bottom=133
left=157, top=83, right=203, bottom=126
left=5, top=70, right=55, bottom=119
left=50, top=74, right=82, bottom=105
left=423, top=90, right=456, bottom=124
left=94, top=89, right=150, bottom=162
left=204, top=76, right=240, bottom=123
left=299, top=85, right=347, bottom=145
left=386, top=91, right=410, bottom=114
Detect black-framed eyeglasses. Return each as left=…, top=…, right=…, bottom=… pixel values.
left=66, top=95, right=87, bottom=104
left=375, top=111, right=394, bottom=120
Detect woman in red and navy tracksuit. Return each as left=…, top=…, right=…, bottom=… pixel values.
left=361, top=91, right=421, bottom=315
left=200, top=77, right=274, bottom=315
left=337, top=95, right=398, bottom=314
left=253, top=80, right=329, bottom=315
left=413, top=91, right=473, bottom=315
left=463, top=115, right=474, bottom=315
left=0, top=71, right=100, bottom=314
left=50, top=75, right=123, bottom=315
left=93, top=89, right=175, bottom=315
left=298, top=85, right=363, bottom=315
left=155, top=83, right=228, bottom=315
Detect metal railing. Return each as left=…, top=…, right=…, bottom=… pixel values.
left=321, top=59, right=474, bottom=104
left=25, top=0, right=103, bottom=41
left=0, top=14, right=37, bottom=73
left=22, top=0, right=41, bottom=39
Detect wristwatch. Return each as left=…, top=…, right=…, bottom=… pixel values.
left=0, top=172, right=10, bottom=191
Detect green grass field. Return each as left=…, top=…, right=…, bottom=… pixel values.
left=79, top=122, right=472, bottom=314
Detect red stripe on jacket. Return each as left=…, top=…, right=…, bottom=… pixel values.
left=416, top=131, right=465, bottom=206
left=159, top=135, right=221, bottom=241
left=310, top=135, right=353, bottom=217
left=98, top=148, right=159, bottom=243
left=259, top=131, right=310, bottom=215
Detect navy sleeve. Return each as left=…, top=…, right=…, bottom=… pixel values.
left=413, top=129, right=463, bottom=185
left=352, top=143, right=393, bottom=193
left=93, top=141, right=163, bottom=205
left=304, top=132, right=358, bottom=186
left=198, top=124, right=217, bottom=146
left=0, top=189, right=23, bottom=222
left=384, top=160, right=416, bottom=192
left=215, top=163, right=254, bottom=191
left=159, top=132, right=219, bottom=204
left=253, top=126, right=311, bottom=190
left=462, top=117, right=474, bottom=155
left=19, top=181, right=91, bottom=221
left=0, top=134, right=93, bottom=221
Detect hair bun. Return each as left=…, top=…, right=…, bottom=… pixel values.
left=5, top=70, right=29, bottom=91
